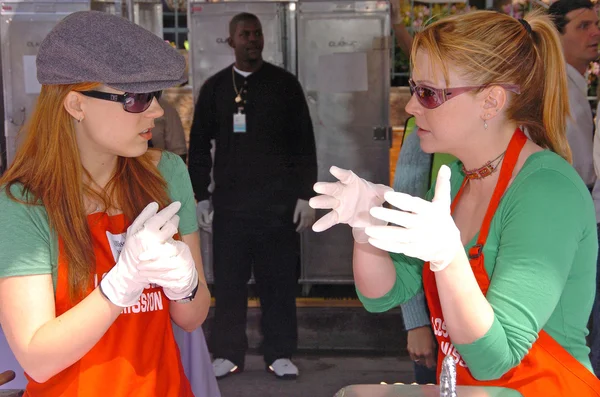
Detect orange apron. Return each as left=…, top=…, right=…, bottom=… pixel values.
left=423, top=128, right=600, bottom=396
left=24, top=212, right=193, bottom=397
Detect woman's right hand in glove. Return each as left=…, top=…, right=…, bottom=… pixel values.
left=100, top=201, right=181, bottom=307
left=309, top=166, right=393, bottom=243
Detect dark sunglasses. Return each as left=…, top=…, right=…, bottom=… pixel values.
left=408, top=79, right=521, bottom=110
left=78, top=90, right=162, bottom=113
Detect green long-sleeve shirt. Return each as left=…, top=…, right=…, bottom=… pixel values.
left=358, top=151, right=597, bottom=380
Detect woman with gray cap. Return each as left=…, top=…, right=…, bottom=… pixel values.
left=0, top=11, right=210, bottom=396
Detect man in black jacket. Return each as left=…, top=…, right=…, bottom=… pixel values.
left=188, top=12, right=317, bottom=380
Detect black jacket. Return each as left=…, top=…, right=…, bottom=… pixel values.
left=188, top=62, right=317, bottom=214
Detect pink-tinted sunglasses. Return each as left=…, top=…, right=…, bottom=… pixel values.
left=409, top=79, right=521, bottom=109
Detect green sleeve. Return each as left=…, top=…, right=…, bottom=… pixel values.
left=158, top=151, right=199, bottom=236
left=454, top=168, right=595, bottom=380
left=0, top=185, right=55, bottom=280
left=357, top=252, right=424, bottom=313
left=358, top=161, right=465, bottom=313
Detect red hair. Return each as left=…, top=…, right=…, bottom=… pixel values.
left=0, top=82, right=171, bottom=301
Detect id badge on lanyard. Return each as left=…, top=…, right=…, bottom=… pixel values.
left=233, top=108, right=246, bottom=133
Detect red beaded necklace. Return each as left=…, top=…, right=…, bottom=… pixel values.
left=462, top=151, right=506, bottom=180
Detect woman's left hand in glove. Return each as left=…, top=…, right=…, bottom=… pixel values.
left=138, top=239, right=199, bottom=301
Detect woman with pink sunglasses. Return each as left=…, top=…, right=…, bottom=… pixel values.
left=310, top=10, right=600, bottom=396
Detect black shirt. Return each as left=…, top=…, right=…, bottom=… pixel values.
left=188, top=62, right=317, bottom=214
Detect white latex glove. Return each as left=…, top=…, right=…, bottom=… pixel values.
left=100, top=202, right=182, bottom=307
left=293, top=199, right=315, bottom=232
left=138, top=239, right=199, bottom=301
left=309, top=166, right=393, bottom=243
left=196, top=200, right=213, bottom=233
left=365, top=165, right=462, bottom=271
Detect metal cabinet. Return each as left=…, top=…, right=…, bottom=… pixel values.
left=187, top=0, right=287, bottom=91
left=188, top=0, right=288, bottom=283
left=0, top=0, right=90, bottom=170
left=91, top=0, right=163, bottom=37
left=297, top=1, right=391, bottom=284
left=187, top=0, right=391, bottom=285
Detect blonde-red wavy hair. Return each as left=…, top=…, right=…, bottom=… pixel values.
left=1, top=82, right=171, bottom=301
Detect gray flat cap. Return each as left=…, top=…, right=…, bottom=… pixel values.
left=37, top=11, right=187, bottom=93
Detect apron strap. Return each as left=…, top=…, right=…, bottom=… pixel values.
left=469, top=128, right=527, bottom=259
